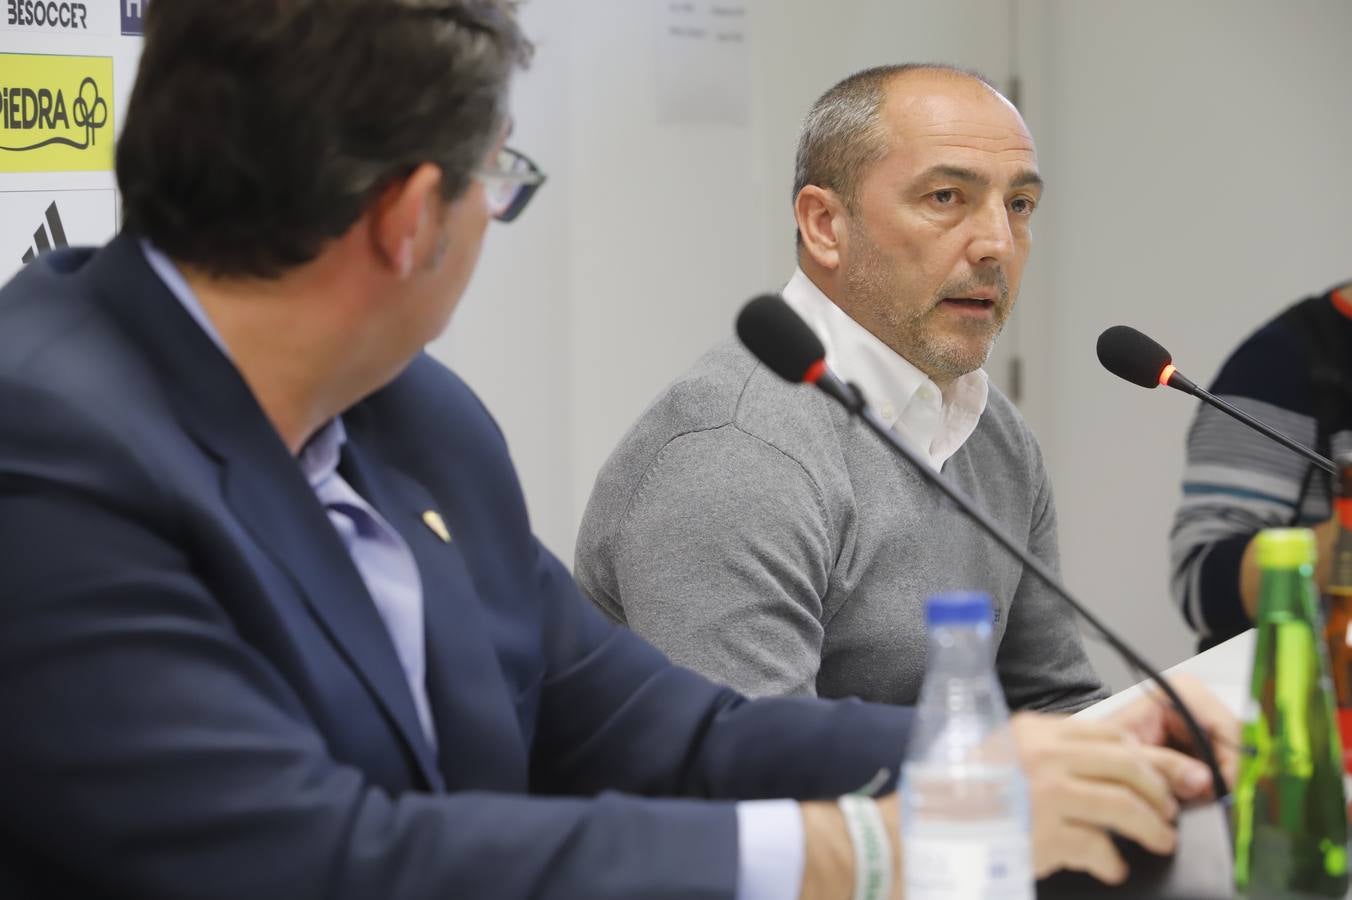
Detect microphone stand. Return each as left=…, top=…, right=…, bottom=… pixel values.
left=1164, top=369, right=1337, bottom=474
left=815, top=368, right=1235, bottom=846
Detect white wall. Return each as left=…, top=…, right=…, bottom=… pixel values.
left=428, top=0, right=577, bottom=560
left=440, top=0, right=1016, bottom=561
left=1019, top=0, right=1352, bottom=688
left=438, top=0, right=1352, bottom=691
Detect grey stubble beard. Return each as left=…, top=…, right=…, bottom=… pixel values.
left=843, top=225, right=1010, bottom=383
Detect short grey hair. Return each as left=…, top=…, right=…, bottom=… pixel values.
left=792, top=63, right=996, bottom=243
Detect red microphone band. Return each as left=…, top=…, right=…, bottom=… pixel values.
left=803, top=358, right=827, bottom=385
left=1159, top=363, right=1177, bottom=388
left=1332, top=285, right=1352, bottom=321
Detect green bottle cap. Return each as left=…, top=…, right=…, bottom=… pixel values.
left=1255, top=527, right=1317, bottom=569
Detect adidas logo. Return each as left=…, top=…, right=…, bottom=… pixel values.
left=20, top=201, right=67, bottom=265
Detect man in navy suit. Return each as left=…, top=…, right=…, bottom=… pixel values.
left=0, top=2, right=1235, bottom=897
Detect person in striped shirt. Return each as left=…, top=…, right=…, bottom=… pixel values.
left=1171, top=280, right=1352, bottom=649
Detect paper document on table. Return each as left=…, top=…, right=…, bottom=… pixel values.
left=655, top=0, right=750, bottom=126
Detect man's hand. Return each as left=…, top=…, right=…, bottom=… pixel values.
left=1013, top=713, right=1180, bottom=884
left=1241, top=517, right=1337, bottom=618
left=1103, top=672, right=1240, bottom=800
left=1014, top=675, right=1240, bottom=885
left=797, top=677, right=1239, bottom=896
left=800, top=708, right=1198, bottom=895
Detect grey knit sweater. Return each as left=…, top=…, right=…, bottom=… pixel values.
left=575, top=339, right=1105, bottom=712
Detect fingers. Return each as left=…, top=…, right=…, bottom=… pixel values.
left=1028, top=747, right=1178, bottom=856
left=1161, top=674, right=1239, bottom=744
left=1027, top=758, right=1178, bottom=887
left=1061, top=778, right=1178, bottom=856
left=1218, top=744, right=1240, bottom=791
left=1018, top=721, right=1178, bottom=821
left=1020, top=714, right=1185, bottom=884
left=1059, top=744, right=1178, bottom=821
left=1016, top=689, right=1236, bottom=889
left=1107, top=675, right=1241, bottom=790
left=1151, top=678, right=1241, bottom=790
left=1140, top=744, right=1215, bottom=802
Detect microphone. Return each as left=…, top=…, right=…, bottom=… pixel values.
left=736, top=295, right=1232, bottom=813
left=1097, top=325, right=1336, bottom=475
left=737, top=295, right=862, bottom=412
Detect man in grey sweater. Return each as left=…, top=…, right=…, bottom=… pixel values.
left=576, top=64, right=1104, bottom=713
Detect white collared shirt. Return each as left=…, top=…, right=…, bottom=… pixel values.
left=780, top=267, right=989, bottom=470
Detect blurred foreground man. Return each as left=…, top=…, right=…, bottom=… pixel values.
left=578, top=65, right=1101, bottom=713
left=0, top=8, right=1233, bottom=898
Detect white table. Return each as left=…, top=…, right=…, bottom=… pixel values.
left=1078, top=629, right=1255, bottom=721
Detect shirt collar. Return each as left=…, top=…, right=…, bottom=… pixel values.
left=295, top=415, right=349, bottom=491
left=139, top=239, right=346, bottom=469
left=780, top=267, right=988, bottom=469
left=141, top=239, right=230, bottom=357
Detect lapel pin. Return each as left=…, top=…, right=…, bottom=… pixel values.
left=422, top=510, right=451, bottom=543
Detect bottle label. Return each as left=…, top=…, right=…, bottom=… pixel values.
left=1337, top=498, right=1352, bottom=531
left=1340, top=709, right=1352, bottom=775
left=903, top=824, right=1033, bottom=900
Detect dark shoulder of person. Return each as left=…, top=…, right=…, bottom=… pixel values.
left=1209, top=315, right=1311, bottom=412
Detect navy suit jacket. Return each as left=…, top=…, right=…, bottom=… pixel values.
left=0, top=234, right=912, bottom=899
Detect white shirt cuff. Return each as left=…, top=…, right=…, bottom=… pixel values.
left=735, top=799, right=806, bottom=900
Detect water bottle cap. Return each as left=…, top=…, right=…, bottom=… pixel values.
left=1254, top=527, right=1316, bottom=570
left=925, top=591, right=993, bottom=626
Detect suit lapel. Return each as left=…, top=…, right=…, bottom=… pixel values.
left=86, top=233, right=442, bottom=790
left=338, top=443, right=528, bottom=791
left=218, top=455, right=444, bottom=791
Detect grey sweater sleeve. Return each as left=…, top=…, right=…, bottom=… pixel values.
left=578, top=424, right=833, bottom=698
left=993, top=443, right=1108, bottom=713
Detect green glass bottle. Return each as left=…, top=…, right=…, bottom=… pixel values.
left=1320, top=452, right=1352, bottom=775
left=1234, top=528, right=1349, bottom=897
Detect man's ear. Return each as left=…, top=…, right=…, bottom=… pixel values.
left=370, top=163, right=445, bottom=279
left=794, top=185, right=847, bottom=271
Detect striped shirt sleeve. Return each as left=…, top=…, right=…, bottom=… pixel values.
left=1170, top=319, right=1326, bottom=644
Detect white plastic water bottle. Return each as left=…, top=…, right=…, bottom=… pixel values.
left=900, top=591, right=1034, bottom=899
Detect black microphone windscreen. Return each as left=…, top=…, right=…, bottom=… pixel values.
left=1096, top=325, right=1174, bottom=389
left=736, top=294, right=826, bottom=383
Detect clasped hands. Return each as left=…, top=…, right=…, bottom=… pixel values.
left=800, top=675, right=1238, bottom=899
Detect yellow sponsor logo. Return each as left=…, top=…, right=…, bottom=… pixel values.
left=0, top=53, right=112, bottom=173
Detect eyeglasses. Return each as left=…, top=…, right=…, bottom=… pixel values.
left=477, top=147, right=545, bottom=223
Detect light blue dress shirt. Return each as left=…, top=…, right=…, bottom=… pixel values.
left=141, top=241, right=436, bottom=746
left=141, top=241, right=804, bottom=898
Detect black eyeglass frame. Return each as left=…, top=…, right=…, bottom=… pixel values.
left=478, top=147, right=546, bottom=223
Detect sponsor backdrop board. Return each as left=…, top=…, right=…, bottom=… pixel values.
left=0, top=52, right=114, bottom=172
left=119, top=0, right=140, bottom=35
left=0, top=1, right=143, bottom=267
left=2, top=0, right=122, bottom=35
left=0, top=186, right=113, bottom=283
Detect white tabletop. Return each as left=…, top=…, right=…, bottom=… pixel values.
left=1077, top=629, right=1255, bottom=721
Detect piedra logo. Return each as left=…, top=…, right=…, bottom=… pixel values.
left=0, top=54, right=112, bottom=173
